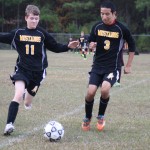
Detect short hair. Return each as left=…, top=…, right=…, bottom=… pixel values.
left=25, top=5, right=40, bottom=16
left=100, top=1, right=116, bottom=13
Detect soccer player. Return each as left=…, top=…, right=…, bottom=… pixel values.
left=0, top=5, right=78, bottom=135
left=79, top=31, right=89, bottom=60
left=81, top=1, right=135, bottom=131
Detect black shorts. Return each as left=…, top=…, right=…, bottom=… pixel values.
left=10, top=66, right=46, bottom=96
left=89, top=70, right=119, bottom=87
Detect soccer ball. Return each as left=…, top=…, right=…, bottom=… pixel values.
left=44, top=121, right=64, bottom=142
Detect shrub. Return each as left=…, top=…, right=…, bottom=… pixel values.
left=135, top=35, right=150, bottom=53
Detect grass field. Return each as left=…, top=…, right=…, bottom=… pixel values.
left=0, top=50, right=150, bottom=150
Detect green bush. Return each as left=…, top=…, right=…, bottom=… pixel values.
left=135, top=35, right=150, bottom=53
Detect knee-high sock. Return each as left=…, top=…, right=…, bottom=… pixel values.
left=85, top=99, right=94, bottom=119
left=7, top=101, right=19, bottom=124
left=98, top=97, right=109, bottom=116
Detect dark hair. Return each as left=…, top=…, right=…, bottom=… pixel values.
left=100, top=1, right=116, bottom=13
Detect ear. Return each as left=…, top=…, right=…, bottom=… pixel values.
left=113, top=11, right=117, bottom=16
left=25, top=16, right=27, bottom=21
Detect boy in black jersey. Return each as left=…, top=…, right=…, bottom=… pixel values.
left=79, top=31, right=88, bottom=60
left=0, top=5, right=78, bottom=135
left=82, top=1, right=135, bottom=131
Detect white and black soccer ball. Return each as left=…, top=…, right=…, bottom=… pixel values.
left=44, top=121, right=64, bottom=142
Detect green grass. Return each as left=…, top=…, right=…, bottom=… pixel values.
left=0, top=50, right=150, bottom=150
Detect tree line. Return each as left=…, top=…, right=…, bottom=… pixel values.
left=0, top=0, right=150, bottom=34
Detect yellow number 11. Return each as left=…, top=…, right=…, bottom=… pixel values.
left=25, top=44, right=35, bottom=55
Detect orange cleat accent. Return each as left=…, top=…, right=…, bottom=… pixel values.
left=96, top=116, right=105, bottom=131
left=82, top=118, right=91, bottom=131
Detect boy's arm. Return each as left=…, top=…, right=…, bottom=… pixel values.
left=0, top=32, right=14, bottom=44
left=123, top=26, right=136, bottom=74
left=44, top=30, right=78, bottom=53
left=124, top=52, right=135, bottom=74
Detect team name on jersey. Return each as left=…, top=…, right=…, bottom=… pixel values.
left=20, top=35, right=41, bottom=42
left=98, top=30, right=119, bottom=38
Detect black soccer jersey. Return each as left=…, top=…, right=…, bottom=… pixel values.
left=0, top=27, right=69, bottom=71
left=89, top=21, right=136, bottom=73
left=79, top=36, right=88, bottom=47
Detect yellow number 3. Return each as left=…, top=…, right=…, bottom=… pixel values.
left=25, top=44, right=35, bottom=55
left=104, top=40, right=110, bottom=50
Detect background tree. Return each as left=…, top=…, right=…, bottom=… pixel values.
left=40, top=5, right=61, bottom=32
left=135, top=0, right=150, bottom=33
left=0, top=0, right=149, bottom=34
left=62, top=1, right=96, bottom=33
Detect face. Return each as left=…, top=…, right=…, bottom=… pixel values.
left=100, top=8, right=116, bottom=25
left=25, top=13, right=40, bottom=29
left=81, top=32, right=84, bottom=36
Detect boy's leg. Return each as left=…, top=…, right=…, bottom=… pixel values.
left=24, top=91, right=34, bottom=110
left=82, top=85, right=97, bottom=131
left=24, top=69, right=46, bottom=110
left=97, top=81, right=111, bottom=131
left=4, top=81, right=25, bottom=135
left=24, top=83, right=39, bottom=110
left=97, top=71, right=117, bottom=131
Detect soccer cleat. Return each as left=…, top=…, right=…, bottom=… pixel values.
left=81, top=118, right=91, bottom=131
left=96, top=116, right=105, bottom=131
left=81, top=54, right=84, bottom=57
left=4, top=122, right=15, bottom=136
left=24, top=103, right=32, bottom=110
left=113, top=82, right=121, bottom=87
